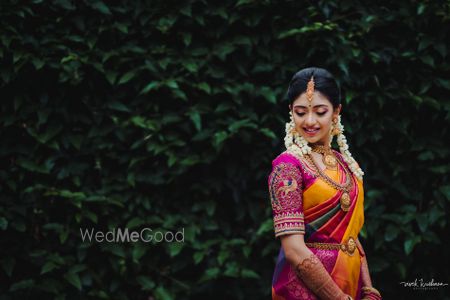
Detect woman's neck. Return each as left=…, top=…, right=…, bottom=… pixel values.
left=309, top=135, right=332, bottom=147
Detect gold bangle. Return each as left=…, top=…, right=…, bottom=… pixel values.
left=361, top=286, right=381, bottom=297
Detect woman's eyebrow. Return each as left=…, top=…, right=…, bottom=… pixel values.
left=293, top=104, right=328, bottom=108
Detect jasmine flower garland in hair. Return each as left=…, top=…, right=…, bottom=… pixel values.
left=335, top=115, right=365, bottom=180
left=284, top=111, right=312, bottom=157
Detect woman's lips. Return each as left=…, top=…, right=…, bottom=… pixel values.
left=303, top=128, right=320, bottom=136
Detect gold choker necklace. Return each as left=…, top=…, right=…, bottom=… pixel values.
left=310, top=144, right=337, bottom=170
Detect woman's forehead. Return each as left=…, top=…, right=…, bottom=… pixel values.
left=292, top=92, right=331, bottom=108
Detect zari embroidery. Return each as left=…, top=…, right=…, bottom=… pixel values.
left=284, top=150, right=317, bottom=178
left=273, top=212, right=305, bottom=233
left=269, top=161, right=305, bottom=237
left=286, top=271, right=318, bottom=300
left=269, top=162, right=302, bottom=212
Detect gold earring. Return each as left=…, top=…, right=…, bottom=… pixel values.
left=331, top=119, right=341, bottom=136
left=290, top=127, right=297, bottom=135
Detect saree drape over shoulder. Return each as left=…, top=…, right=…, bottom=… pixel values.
left=268, top=150, right=366, bottom=300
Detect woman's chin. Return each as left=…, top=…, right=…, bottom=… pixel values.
left=301, top=134, right=319, bottom=143
left=301, top=134, right=324, bottom=144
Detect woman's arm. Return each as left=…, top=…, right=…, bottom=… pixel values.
left=356, top=238, right=382, bottom=299
left=281, top=233, right=351, bottom=300
left=356, top=238, right=373, bottom=287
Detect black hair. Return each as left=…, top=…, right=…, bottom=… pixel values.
left=286, top=67, right=341, bottom=109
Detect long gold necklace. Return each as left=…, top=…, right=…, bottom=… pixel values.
left=311, top=144, right=337, bottom=170
left=304, top=153, right=353, bottom=212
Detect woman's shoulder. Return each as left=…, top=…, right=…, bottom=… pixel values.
left=271, top=150, right=307, bottom=170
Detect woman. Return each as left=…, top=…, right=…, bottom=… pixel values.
left=268, top=67, right=382, bottom=300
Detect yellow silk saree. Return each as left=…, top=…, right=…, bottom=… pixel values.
left=269, top=150, right=366, bottom=300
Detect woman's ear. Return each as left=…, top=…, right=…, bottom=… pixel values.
left=289, top=104, right=292, bottom=111
left=334, top=104, right=342, bottom=117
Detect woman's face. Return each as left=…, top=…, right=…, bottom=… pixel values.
left=289, top=91, right=341, bottom=145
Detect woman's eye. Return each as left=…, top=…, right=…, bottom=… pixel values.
left=295, top=112, right=305, bottom=117
left=317, top=111, right=327, bottom=116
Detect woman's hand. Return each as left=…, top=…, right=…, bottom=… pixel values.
left=281, top=234, right=349, bottom=300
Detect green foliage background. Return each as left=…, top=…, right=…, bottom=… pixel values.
left=1, top=0, right=449, bottom=299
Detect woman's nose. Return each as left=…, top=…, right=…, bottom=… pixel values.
left=305, top=113, right=316, bottom=126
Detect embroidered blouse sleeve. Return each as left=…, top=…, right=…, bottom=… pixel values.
left=268, top=157, right=305, bottom=238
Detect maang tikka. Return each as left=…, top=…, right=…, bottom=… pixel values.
left=306, top=76, right=314, bottom=107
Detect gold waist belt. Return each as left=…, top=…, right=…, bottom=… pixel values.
left=306, top=236, right=357, bottom=256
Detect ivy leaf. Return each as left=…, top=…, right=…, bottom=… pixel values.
left=137, top=276, right=155, bottom=291
left=64, top=272, right=82, bottom=290
left=118, top=71, right=136, bottom=84
left=91, top=1, right=111, bottom=15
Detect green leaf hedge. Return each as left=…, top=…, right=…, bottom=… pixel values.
left=1, top=0, right=449, bottom=299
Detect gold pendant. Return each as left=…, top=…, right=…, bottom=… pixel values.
left=323, top=153, right=337, bottom=170
left=340, top=192, right=351, bottom=212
